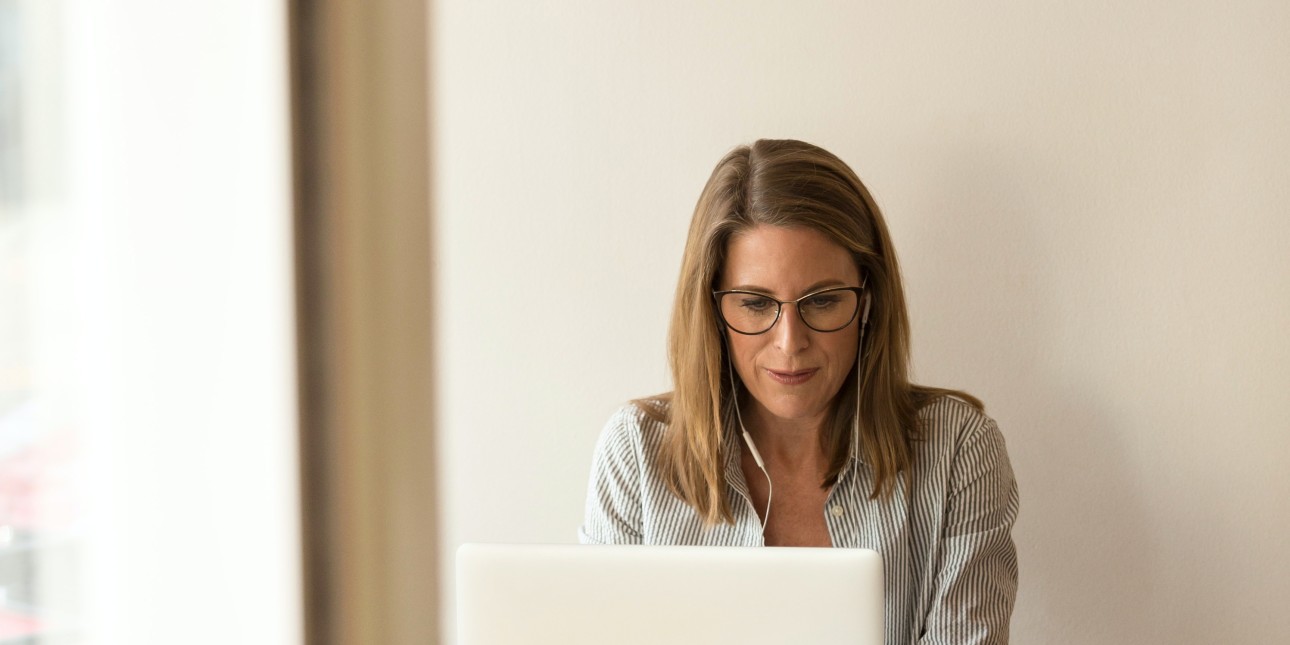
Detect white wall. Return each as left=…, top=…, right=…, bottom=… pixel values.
left=433, top=2, right=1290, bottom=643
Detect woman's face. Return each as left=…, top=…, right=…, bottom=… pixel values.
left=718, top=224, right=861, bottom=429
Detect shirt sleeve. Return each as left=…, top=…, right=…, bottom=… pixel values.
left=919, top=416, right=1020, bottom=645
left=578, top=406, right=646, bottom=545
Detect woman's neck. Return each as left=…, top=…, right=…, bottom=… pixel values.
left=741, top=401, right=830, bottom=471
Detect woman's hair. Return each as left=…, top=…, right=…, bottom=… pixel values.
left=641, top=138, right=981, bottom=525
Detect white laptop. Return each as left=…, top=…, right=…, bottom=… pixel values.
left=456, top=543, right=884, bottom=645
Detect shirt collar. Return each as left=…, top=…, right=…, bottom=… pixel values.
left=721, top=424, right=752, bottom=499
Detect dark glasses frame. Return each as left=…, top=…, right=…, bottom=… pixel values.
left=711, top=285, right=866, bottom=335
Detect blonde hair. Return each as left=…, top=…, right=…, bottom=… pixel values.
left=641, top=139, right=981, bottom=525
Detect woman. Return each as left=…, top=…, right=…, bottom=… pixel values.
left=580, top=139, right=1018, bottom=644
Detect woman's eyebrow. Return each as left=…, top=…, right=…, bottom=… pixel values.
left=725, top=280, right=850, bottom=295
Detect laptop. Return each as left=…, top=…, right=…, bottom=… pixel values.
left=456, top=543, right=884, bottom=645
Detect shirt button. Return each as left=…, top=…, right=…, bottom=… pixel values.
left=830, top=504, right=844, bottom=517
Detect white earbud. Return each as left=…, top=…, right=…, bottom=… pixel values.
left=858, top=274, right=872, bottom=352
left=859, top=273, right=872, bottom=326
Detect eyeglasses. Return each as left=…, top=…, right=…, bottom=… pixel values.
left=712, top=286, right=865, bottom=335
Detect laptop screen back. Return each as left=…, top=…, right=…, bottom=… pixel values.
left=456, top=543, right=883, bottom=645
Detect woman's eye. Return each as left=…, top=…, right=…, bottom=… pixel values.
left=739, top=296, right=774, bottom=312
left=805, top=295, right=840, bottom=310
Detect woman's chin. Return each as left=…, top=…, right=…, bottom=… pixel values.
left=751, top=394, right=834, bottom=426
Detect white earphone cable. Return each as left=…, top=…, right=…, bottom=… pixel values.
left=725, top=345, right=772, bottom=532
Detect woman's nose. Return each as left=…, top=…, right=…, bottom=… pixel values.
left=773, top=303, right=811, bottom=354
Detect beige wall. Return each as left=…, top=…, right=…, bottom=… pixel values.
left=433, top=1, right=1290, bottom=643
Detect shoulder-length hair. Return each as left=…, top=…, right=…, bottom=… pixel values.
left=641, top=139, right=981, bottom=525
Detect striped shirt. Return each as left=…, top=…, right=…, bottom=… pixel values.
left=579, top=396, right=1019, bottom=645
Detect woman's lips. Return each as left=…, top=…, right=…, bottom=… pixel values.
left=766, top=368, right=818, bottom=385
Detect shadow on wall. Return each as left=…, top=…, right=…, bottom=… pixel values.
left=911, top=144, right=1165, bottom=644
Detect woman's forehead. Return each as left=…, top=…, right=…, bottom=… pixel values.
left=721, top=224, right=859, bottom=294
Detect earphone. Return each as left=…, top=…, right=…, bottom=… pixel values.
left=854, top=279, right=871, bottom=472
left=725, top=344, right=772, bottom=530
left=858, top=274, right=871, bottom=351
